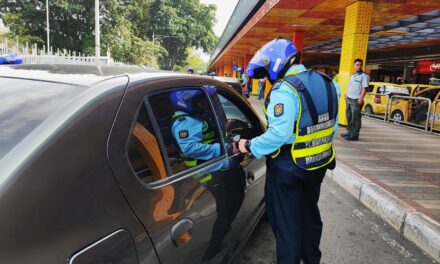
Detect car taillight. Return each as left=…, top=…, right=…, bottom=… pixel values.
left=374, top=95, right=381, bottom=104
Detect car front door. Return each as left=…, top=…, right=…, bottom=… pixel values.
left=213, top=89, right=267, bottom=231
left=108, top=78, right=247, bottom=264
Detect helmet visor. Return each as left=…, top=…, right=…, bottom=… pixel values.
left=249, top=51, right=270, bottom=67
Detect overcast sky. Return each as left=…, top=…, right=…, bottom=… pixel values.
left=199, top=0, right=239, bottom=61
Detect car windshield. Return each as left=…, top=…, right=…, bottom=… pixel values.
left=0, top=78, right=88, bottom=160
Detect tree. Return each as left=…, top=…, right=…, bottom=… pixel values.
left=0, top=0, right=164, bottom=66
left=175, top=48, right=207, bottom=73
left=148, top=0, right=217, bottom=70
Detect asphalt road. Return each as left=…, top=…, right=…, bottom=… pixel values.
left=236, top=96, right=437, bottom=264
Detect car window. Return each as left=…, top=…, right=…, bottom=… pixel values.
left=218, top=94, right=258, bottom=139
left=417, top=89, right=439, bottom=101
left=367, top=84, right=375, bottom=93
left=148, top=88, right=223, bottom=175
left=0, top=78, right=87, bottom=160
left=126, top=104, right=165, bottom=184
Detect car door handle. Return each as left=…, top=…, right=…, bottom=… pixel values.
left=246, top=170, right=255, bottom=184
left=170, top=218, right=194, bottom=248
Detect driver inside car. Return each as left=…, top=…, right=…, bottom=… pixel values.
left=170, top=87, right=242, bottom=260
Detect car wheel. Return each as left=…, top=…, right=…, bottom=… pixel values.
left=364, top=105, right=374, bottom=115
left=391, top=110, right=404, bottom=122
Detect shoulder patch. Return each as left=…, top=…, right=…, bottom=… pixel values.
left=179, top=130, right=189, bottom=139
left=274, top=103, right=284, bottom=117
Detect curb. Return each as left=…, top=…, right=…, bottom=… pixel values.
left=327, top=161, right=440, bottom=262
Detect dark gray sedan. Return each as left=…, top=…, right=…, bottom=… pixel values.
left=0, top=64, right=267, bottom=264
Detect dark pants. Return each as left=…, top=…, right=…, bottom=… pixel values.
left=346, top=98, right=362, bottom=138
left=265, top=155, right=327, bottom=264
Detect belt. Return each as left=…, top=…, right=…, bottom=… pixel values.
left=278, top=144, right=292, bottom=156
left=266, top=144, right=292, bottom=158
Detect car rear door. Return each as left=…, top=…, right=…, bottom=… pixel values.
left=107, top=77, right=247, bottom=263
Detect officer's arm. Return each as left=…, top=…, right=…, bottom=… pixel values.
left=332, top=80, right=342, bottom=142
left=173, top=120, right=222, bottom=160
left=249, top=86, right=297, bottom=158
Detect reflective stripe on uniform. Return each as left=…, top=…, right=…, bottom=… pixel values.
left=282, top=70, right=337, bottom=171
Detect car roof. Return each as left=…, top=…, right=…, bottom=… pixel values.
left=369, top=82, right=404, bottom=87
left=0, top=64, right=182, bottom=86
left=211, top=76, right=241, bottom=84
left=406, top=84, right=433, bottom=87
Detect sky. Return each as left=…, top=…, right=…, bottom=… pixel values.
left=199, top=0, right=239, bottom=62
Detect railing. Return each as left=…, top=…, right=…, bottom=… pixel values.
left=19, top=54, right=123, bottom=66
left=387, top=95, right=432, bottom=132
left=430, top=100, right=440, bottom=134
left=361, top=93, right=389, bottom=122
left=1, top=37, right=127, bottom=66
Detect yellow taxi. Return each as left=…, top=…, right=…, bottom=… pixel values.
left=389, top=86, right=440, bottom=129
left=362, top=82, right=409, bottom=115
left=405, top=84, right=433, bottom=96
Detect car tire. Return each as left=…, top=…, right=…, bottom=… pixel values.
left=391, top=110, right=404, bottom=123
left=364, top=105, right=374, bottom=115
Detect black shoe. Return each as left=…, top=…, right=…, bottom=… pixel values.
left=341, top=133, right=350, bottom=138
left=344, top=136, right=359, bottom=141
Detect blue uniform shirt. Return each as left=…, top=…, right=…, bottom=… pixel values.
left=249, top=65, right=341, bottom=159
left=172, top=111, right=222, bottom=160
left=347, top=71, right=369, bottom=99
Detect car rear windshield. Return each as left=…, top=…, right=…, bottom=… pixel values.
left=0, top=78, right=88, bottom=160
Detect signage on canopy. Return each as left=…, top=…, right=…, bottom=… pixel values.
left=416, top=60, right=440, bottom=74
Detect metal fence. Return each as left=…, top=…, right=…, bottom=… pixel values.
left=1, top=37, right=125, bottom=66
left=431, top=100, right=440, bottom=134
left=386, top=95, right=432, bottom=132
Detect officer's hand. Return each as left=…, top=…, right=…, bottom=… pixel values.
left=238, top=139, right=249, bottom=154
left=357, top=97, right=364, bottom=105
left=232, top=141, right=239, bottom=154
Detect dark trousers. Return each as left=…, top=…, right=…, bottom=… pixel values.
left=346, top=98, right=362, bottom=138
left=265, top=155, right=327, bottom=264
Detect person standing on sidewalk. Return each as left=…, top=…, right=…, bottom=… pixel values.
left=238, top=38, right=340, bottom=264
left=258, top=77, right=266, bottom=100
left=342, top=58, right=369, bottom=141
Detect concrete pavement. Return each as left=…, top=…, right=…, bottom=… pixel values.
left=238, top=177, right=436, bottom=263
left=247, top=95, right=440, bottom=262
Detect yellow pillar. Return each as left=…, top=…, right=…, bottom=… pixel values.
left=338, top=1, right=372, bottom=125
left=252, top=79, right=259, bottom=95
left=224, top=62, right=231, bottom=77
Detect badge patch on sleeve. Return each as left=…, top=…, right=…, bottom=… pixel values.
left=274, top=103, right=284, bottom=117
left=179, top=130, right=189, bottom=139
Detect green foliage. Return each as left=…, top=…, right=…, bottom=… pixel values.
left=175, top=48, right=207, bottom=73
left=0, top=0, right=217, bottom=69
left=148, top=0, right=217, bottom=70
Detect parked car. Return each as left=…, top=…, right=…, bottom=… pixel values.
left=362, top=82, right=408, bottom=115
left=211, top=76, right=246, bottom=98
left=389, top=86, right=440, bottom=128
left=0, top=64, right=267, bottom=264
left=406, top=84, right=434, bottom=96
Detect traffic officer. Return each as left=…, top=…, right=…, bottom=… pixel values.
left=238, top=38, right=341, bottom=264
left=170, top=88, right=242, bottom=261
left=170, top=88, right=232, bottom=179
left=187, top=67, right=194, bottom=74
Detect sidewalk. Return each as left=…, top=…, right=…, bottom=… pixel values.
left=330, top=118, right=440, bottom=262
left=248, top=96, right=440, bottom=261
